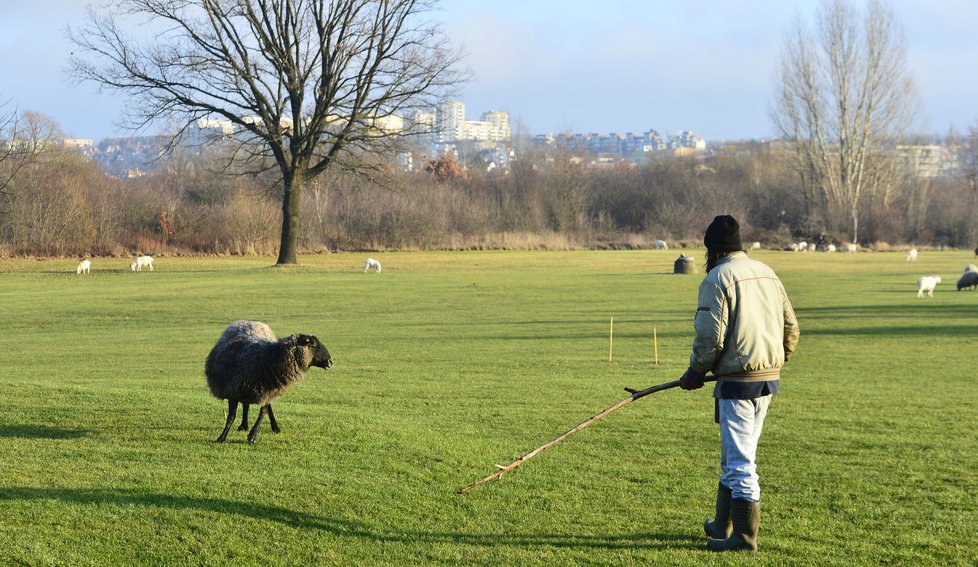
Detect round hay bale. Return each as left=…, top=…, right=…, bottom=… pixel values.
left=674, top=254, right=698, bottom=274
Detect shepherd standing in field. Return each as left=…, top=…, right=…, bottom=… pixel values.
left=678, top=215, right=800, bottom=552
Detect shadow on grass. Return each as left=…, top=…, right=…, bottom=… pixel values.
left=796, top=302, right=978, bottom=337
left=0, top=486, right=696, bottom=551
left=40, top=267, right=247, bottom=275
left=0, top=425, right=89, bottom=440
left=801, top=324, right=976, bottom=337
left=799, top=303, right=978, bottom=316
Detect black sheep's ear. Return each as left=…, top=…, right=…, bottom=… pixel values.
left=297, top=334, right=316, bottom=346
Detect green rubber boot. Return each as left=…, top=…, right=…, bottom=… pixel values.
left=707, top=498, right=759, bottom=552
left=703, top=483, right=732, bottom=539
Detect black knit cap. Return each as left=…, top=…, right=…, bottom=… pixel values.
left=704, top=215, right=743, bottom=252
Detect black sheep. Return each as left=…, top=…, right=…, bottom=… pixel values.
left=205, top=320, right=332, bottom=443
left=957, top=270, right=978, bottom=291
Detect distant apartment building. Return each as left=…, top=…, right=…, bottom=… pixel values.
left=435, top=101, right=510, bottom=143
left=894, top=144, right=959, bottom=179
left=668, top=130, right=706, bottom=151
left=185, top=112, right=405, bottom=148
left=409, top=110, right=437, bottom=137
left=480, top=110, right=510, bottom=141
left=535, top=129, right=665, bottom=157
left=436, top=101, right=465, bottom=142
left=371, top=114, right=405, bottom=134
left=62, top=139, right=94, bottom=149
left=178, top=102, right=508, bottom=151
left=187, top=117, right=236, bottom=147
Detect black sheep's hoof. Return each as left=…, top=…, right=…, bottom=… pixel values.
left=214, top=437, right=227, bottom=443
left=271, top=426, right=281, bottom=434
left=237, top=424, right=249, bottom=431
left=247, top=436, right=258, bottom=444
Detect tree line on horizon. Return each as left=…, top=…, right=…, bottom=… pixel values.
left=1, top=126, right=977, bottom=258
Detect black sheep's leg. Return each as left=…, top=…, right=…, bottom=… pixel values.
left=216, top=399, right=238, bottom=443
left=247, top=405, right=268, bottom=444
left=267, top=404, right=281, bottom=433
left=237, top=404, right=250, bottom=431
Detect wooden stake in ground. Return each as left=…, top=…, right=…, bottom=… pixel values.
left=456, top=376, right=716, bottom=494
left=653, top=326, right=659, bottom=366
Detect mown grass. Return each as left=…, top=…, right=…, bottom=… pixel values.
left=0, top=250, right=975, bottom=565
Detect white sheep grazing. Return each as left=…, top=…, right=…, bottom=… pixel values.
left=798, top=241, right=808, bottom=252
left=654, top=239, right=668, bottom=250
left=906, top=248, right=918, bottom=261
left=364, top=257, right=382, bottom=273
left=965, top=264, right=978, bottom=274
left=825, top=244, right=837, bottom=253
left=750, top=241, right=761, bottom=250
left=130, top=255, right=154, bottom=271
left=917, top=275, right=941, bottom=297
left=845, top=243, right=858, bottom=253
left=785, top=243, right=799, bottom=252
left=76, top=259, right=91, bottom=274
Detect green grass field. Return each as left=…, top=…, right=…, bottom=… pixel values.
left=1, top=250, right=976, bottom=565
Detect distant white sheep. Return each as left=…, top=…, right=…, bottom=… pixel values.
left=965, top=264, right=978, bottom=274
left=845, top=243, right=858, bottom=253
left=784, top=243, right=799, bottom=252
left=906, top=248, right=918, bottom=261
left=76, top=259, right=91, bottom=274
left=655, top=240, right=668, bottom=250
left=798, top=241, right=809, bottom=252
left=364, top=257, right=382, bottom=273
left=917, top=275, right=941, bottom=297
left=130, top=255, right=154, bottom=271
left=750, top=241, right=761, bottom=250
left=825, top=244, right=836, bottom=253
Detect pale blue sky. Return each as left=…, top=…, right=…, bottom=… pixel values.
left=1, top=0, right=975, bottom=141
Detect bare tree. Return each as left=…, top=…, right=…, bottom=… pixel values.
left=69, top=0, right=464, bottom=264
left=772, top=0, right=919, bottom=244
left=0, top=106, right=57, bottom=197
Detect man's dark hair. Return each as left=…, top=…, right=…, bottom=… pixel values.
left=706, top=250, right=738, bottom=272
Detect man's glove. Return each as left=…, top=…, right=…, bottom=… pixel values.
left=679, top=366, right=706, bottom=390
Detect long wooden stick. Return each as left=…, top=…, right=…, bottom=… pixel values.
left=457, top=377, right=715, bottom=493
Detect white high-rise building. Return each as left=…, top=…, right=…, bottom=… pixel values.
left=407, top=111, right=437, bottom=144
left=481, top=111, right=510, bottom=141
left=435, top=101, right=510, bottom=143
left=437, top=101, right=466, bottom=143
left=410, top=111, right=437, bottom=132
left=187, top=117, right=236, bottom=148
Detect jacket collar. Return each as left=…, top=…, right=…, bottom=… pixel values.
left=715, top=251, right=747, bottom=266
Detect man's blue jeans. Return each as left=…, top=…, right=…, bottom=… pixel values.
left=718, top=395, right=772, bottom=501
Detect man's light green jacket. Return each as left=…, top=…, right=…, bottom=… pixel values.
left=690, top=252, right=800, bottom=382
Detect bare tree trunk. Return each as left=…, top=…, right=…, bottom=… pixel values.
left=277, top=173, right=302, bottom=265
